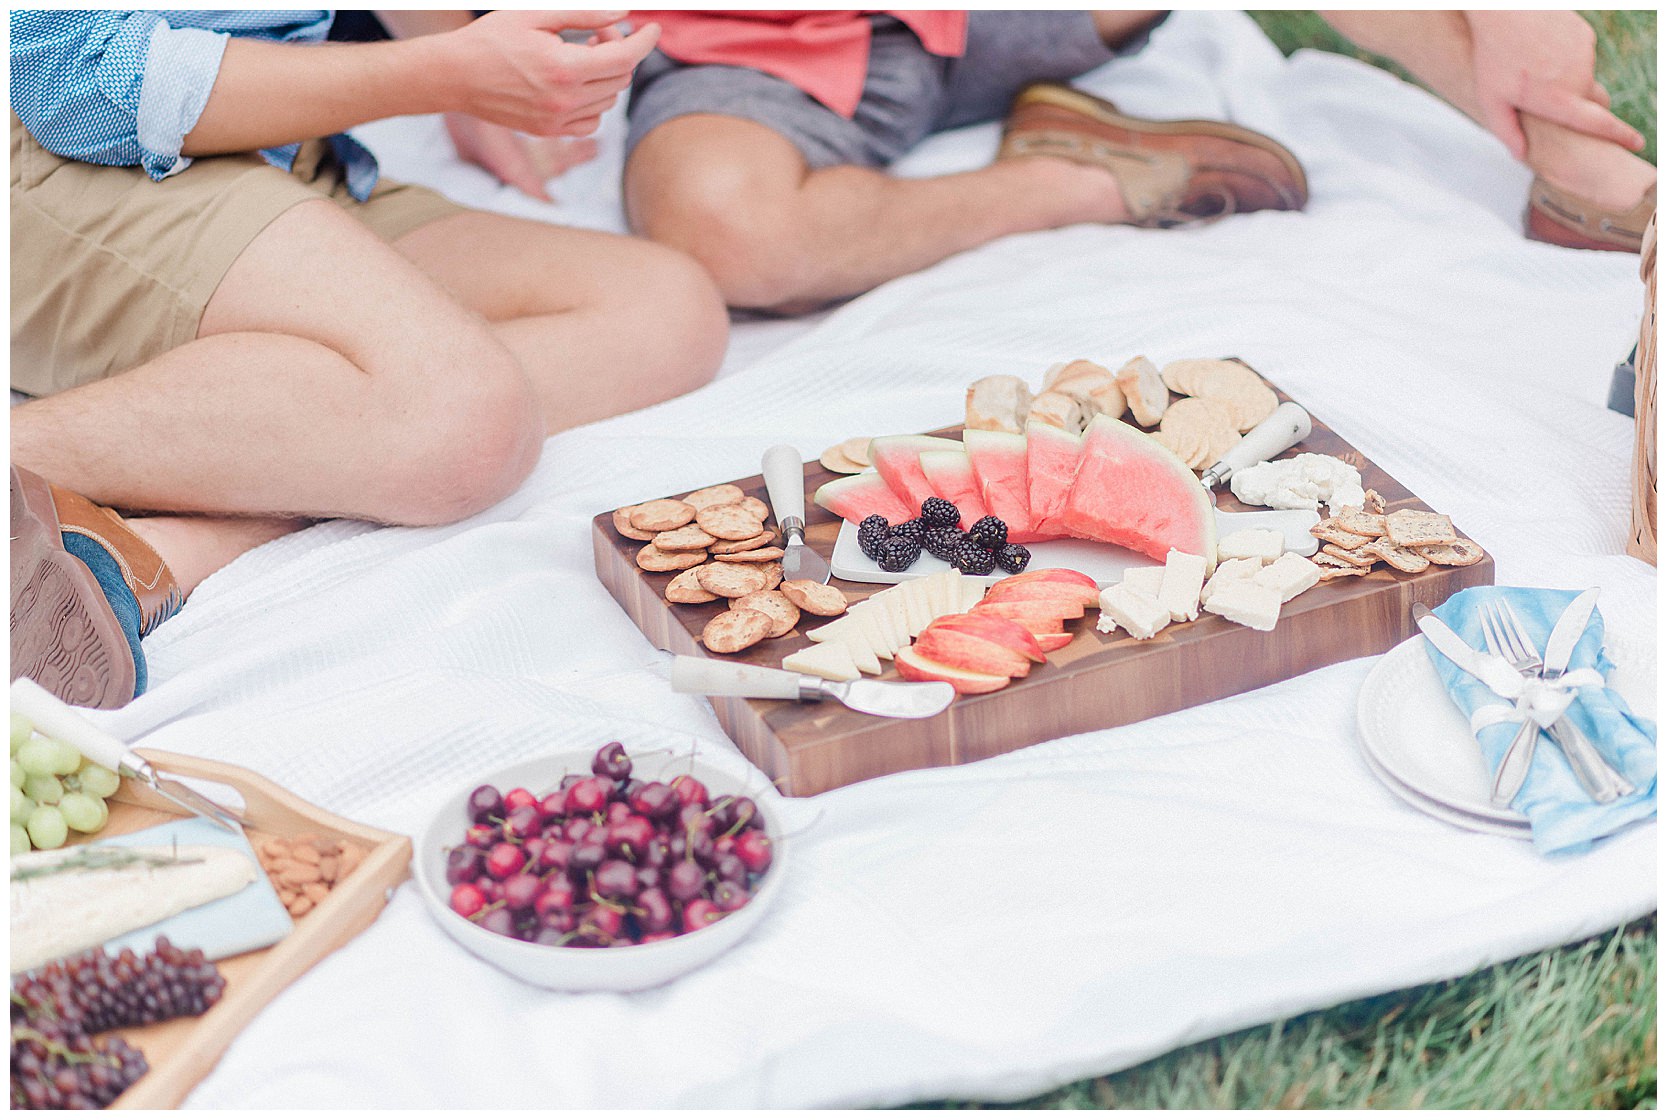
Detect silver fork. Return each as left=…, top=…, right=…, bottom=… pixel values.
left=1479, top=601, right=1628, bottom=804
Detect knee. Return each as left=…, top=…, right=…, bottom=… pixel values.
left=379, top=343, right=543, bottom=526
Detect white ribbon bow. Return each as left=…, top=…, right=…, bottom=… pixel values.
left=1470, top=667, right=1606, bottom=735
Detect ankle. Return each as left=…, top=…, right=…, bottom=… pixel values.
left=1005, top=156, right=1132, bottom=227
left=1534, top=155, right=1656, bottom=214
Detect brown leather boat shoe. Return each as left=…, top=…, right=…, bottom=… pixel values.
left=999, top=83, right=1308, bottom=227
left=10, top=465, right=182, bottom=708
left=1526, top=177, right=1656, bottom=253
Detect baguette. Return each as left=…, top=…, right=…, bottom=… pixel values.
left=1028, top=389, right=1088, bottom=433
left=964, top=374, right=1033, bottom=433
left=1115, top=355, right=1169, bottom=427
left=1046, top=359, right=1127, bottom=421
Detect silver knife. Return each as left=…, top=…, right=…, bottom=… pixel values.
left=1539, top=589, right=1633, bottom=800
left=762, top=445, right=832, bottom=584
left=670, top=656, right=953, bottom=719
left=1543, top=588, right=1600, bottom=680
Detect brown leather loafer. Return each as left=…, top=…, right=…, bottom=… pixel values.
left=1527, top=177, right=1656, bottom=253
left=10, top=465, right=182, bottom=708
left=999, top=83, right=1308, bottom=226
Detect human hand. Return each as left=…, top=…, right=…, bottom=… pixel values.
left=442, top=10, right=658, bottom=138
left=1466, top=11, right=1644, bottom=160
left=444, top=113, right=599, bottom=201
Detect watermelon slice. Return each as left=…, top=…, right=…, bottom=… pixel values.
left=1025, top=421, right=1084, bottom=538
left=1061, top=415, right=1217, bottom=570
left=868, top=435, right=962, bottom=520
left=963, top=430, right=1049, bottom=543
left=812, top=471, right=912, bottom=526
left=917, top=450, right=988, bottom=529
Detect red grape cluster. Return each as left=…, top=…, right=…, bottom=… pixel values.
left=445, top=743, right=774, bottom=948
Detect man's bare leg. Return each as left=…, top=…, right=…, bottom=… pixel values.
left=626, top=115, right=1131, bottom=311
left=1320, top=10, right=1654, bottom=212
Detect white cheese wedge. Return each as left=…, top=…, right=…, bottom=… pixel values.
left=1254, top=552, right=1322, bottom=603
left=1201, top=557, right=1262, bottom=606
left=1216, top=528, right=1284, bottom=565
left=783, top=641, right=860, bottom=682
left=1203, top=580, right=1282, bottom=631
left=833, top=630, right=882, bottom=675
left=850, top=602, right=895, bottom=659
left=959, top=578, right=986, bottom=612
left=1158, top=550, right=1207, bottom=623
left=805, top=616, right=856, bottom=643
left=11, top=845, right=257, bottom=974
left=1099, top=584, right=1171, bottom=640
left=1119, top=566, right=1166, bottom=599
left=877, top=591, right=911, bottom=652
left=900, top=578, right=931, bottom=635
left=929, top=570, right=960, bottom=618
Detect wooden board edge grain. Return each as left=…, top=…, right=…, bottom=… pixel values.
left=88, top=753, right=411, bottom=1110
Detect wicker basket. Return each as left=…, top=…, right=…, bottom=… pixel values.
left=1631, top=213, right=1657, bottom=564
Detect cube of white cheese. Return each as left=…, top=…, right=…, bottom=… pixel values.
left=1119, top=566, right=1166, bottom=599
left=782, top=642, right=860, bottom=682
left=1203, top=580, right=1283, bottom=631
left=1216, top=528, right=1284, bottom=565
left=1201, top=557, right=1262, bottom=606
left=1098, top=584, right=1171, bottom=640
left=1253, top=553, right=1322, bottom=603
left=1158, top=550, right=1207, bottom=622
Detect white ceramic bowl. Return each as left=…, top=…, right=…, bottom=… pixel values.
left=414, top=749, right=787, bottom=991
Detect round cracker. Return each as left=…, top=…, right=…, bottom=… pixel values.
left=1153, top=426, right=1204, bottom=471
left=696, top=561, right=770, bottom=598
left=683, top=484, right=746, bottom=511
left=710, top=530, right=776, bottom=555
left=666, top=567, right=719, bottom=604
left=739, top=496, right=771, bottom=522
left=652, top=523, right=718, bottom=552
left=1415, top=537, right=1484, bottom=567
left=637, top=543, right=706, bottom=572
left=701, top=608, right=772, bottom=654
left=629, top=498, right=696, bottom=532
left=731, top=590, right=800, bottom=638
left=1217, top=381, right=1278, bottom=432
left=1160, top=358, right=1246, bottom=397
left=715, top=546, right=785, bottom=563
left=839, top=438, right=873, bottom=467
left=612, top=505, right=657, bottom=542
left=819, top=446, right=866, bottom=474
left=757, top=561, right=783, bottom=591
left=696, top=503, right=766, bottom=541
left=779, top=579, right=849, bottom=617
left=1159, top=395, right=1235, bottom=434
left=1190, top=362, right=1263, bottom=399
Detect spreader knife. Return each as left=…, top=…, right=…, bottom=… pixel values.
left=10, top=677, right=246, bottom=833
left=763, top=444, right=831, bottom=584
left=1542, top=588, right=1600, bottom=681
left=670, top=656, right=954, bottom=719
left=1199, top=402, right=1313, bottom=493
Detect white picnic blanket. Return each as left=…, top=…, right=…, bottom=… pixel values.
left=90, top=11, right=1654, bottom=1108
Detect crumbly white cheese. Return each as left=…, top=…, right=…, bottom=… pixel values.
left=1098, top=584, right=1171, bottom=640
left=1254, top=553, right=1322, bottom=603
left=1119, top=566, right=1166, bottom=600
left=1229, top=453, right=1365, bottom=515
left=1201, top=557, right=1262, bottom=606
left=1158, top=550, right=1207, bottom=622
left=1216, top=528, right=1285, bottom=565
left=1203, top=581, right=1283, bottom=631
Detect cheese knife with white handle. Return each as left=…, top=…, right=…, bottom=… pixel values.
left=763, top=444, right=831, bottom=584
left=670, top=656, right=952, bottom=719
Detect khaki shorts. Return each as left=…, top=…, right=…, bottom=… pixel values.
left=10, top=116, right=464, bottom=397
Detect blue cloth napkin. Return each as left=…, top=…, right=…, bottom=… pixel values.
left=1426, top=586, right=1656, bottom=855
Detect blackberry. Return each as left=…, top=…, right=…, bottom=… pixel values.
left=923, top=526, right=964, bottom=561
left=877, top=535, right=922, bottom=573
left=966, top=516, right=1008, bottom=551
left=857, top=515, right=890, bottom=560
left=995, top=543, right=1032, bottom=574
left=920, top=497, right=960, bottom=530
left=950, top=541, right=996, bottom=576
left=889, top=519, right=926, bottom=544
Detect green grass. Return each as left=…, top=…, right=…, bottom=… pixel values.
left=916, top=12, right=1657, bottom=1110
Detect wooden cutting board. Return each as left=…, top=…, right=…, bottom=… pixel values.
left=592, top=383, right=1492, bottom=796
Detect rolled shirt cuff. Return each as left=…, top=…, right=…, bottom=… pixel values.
left=136, top=23, right=229, bottom=180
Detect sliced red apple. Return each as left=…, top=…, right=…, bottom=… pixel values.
left=913, top=627, right=1031, bottom=678
left=972, top=595, right=1085, bottom=621
left=981, top=582, right=1096, bottom=611
left=894, top=646, right=1012, bottom=695
left=1032, top=632, right=1074, bottom=653
left=926, top=613, right=1046, bottom=663
left=990, top=568, right=1099, bottom=601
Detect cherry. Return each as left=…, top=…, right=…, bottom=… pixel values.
left=665, top=860, right=706, bottom=902
left=538, top=792, right=567, bottom=819
left=635, top=865, right=662, bottom=892
left=466, top=785, right=503, bottom=824
left=727, top=797, right=759, bottom=833
left=502, top=872, right=542, bottom=912
left=637, top=887, right=674, bottom=933
left=581, top=904, right=625, bottom=941
left=684, top=831, right=714, bottom=866
left=642, top=837, right=673, bottom=869
left=711, top=881, right=750, bottom=913
left=712, top=834, right=737, bottom=858
left=479, top=908, right=518, bottom=939
left=683, top=899, right=724, bottom=931
left=464, top=823, right=498, bottom=849
left=608, top=815, right=656, bottom=855
left=478, top=879, right=504, bottom=903
left=538, top=907, right=577, bottom=935
left=533, top=883, right=574, bottom=918
left=449, top=882, right=487, bottom=918
left=536, top=839, right=574, bottom=873
left=560, top=818, right=591, bottom=843
left=502, top=805, right=541, bottom=842
left=670, top=775, right=709, bottom=808
left=629, top=781, right=678, bottom=820
left=593, top=859, right=639, bottom=900
left=534, top=928, right=569, bottom=946
left=564, top=778, right=608, bottom=816
left=603, top=801, right=632, bottom=826
left=676, top=803, right=713, bottom=836
left=592, top=741, right=632, bottom=781
left=568, top=841, right=606, bottom=875
left=445, top=847, right=483, bottom=886
left=638, top=931, right=677, bottom=944
left=485, top=842, right=525, bottom=880
left=522, top=837, right=548, bottom=865
left=582, top=823, right=611, bottom=847
left=558, top=774, right=584, bottom=791
left=734, top=830, right=773, bottom=875
left=712, top=853, right=747, bottom=885
left=502, top=787, right=538, bottom=814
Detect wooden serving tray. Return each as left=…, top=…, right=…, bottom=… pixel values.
left=593, top=383, right=1493, bottom=796
left=72, top=751, right=412, bottom=1109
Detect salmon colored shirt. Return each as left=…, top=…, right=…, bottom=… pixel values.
left=632, top=10, right=969, bottom=118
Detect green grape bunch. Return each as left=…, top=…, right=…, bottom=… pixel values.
left=9, top=713, right=118, bottom=855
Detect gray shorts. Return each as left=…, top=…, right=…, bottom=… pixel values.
left=626, top=11, right=1163, bottom=170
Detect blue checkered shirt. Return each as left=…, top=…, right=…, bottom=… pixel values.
left=10, top=9, right=380, bottom=199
